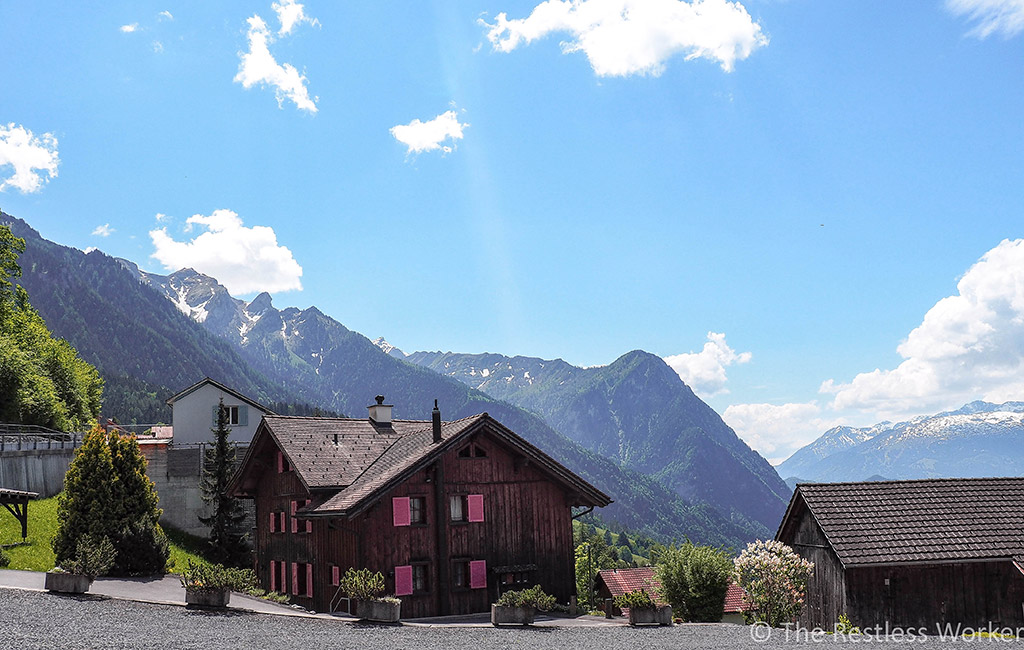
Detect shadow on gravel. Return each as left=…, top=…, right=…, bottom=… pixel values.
left=46, top=593, right=111, bottom=603
left=184, top=607, right=258, bottom=618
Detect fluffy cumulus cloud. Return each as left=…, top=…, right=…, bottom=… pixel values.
left=390, top=110, right=468, bottom=155
left=823, top=239, right=1024, bottom=419
left=0, top=123, right=60, bottom=194
left=663, top=331, right=751, bottom=397
left=235, top=6, right=318, bottom=113
left=947, top=0, right=1024, bottom=38
left=273, top=0, right=319, bottom=36
left=120, top=23, right=139, bottom=33
left=481, top=0, right=768, bottom=77
left=723, top=402, right=843, bottom=463
left=149, top=209, right=303, bottom=294
left=92, top=224, right=114, bottom=237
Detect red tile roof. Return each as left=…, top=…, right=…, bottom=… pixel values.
left=596, top=567, right=660, bottom=598
left=723, top=581, right=750, bottom=613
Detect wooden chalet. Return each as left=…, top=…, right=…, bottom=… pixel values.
left=228, top=398, right=611, bottom=618
left=777, top=478, right=1024, bottom=631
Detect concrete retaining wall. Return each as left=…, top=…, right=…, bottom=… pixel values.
left=0, top=449, right=75, bottom=497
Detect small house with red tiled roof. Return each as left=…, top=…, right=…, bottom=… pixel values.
left=595, top=567, right=749, bottom=622
left=777, top=478, right=1024, bottom=630
left=228, top=397, right=611, bottom=618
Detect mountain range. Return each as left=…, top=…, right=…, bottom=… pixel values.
left=399, top=349, right=791, bottom=533
left=3, top=212, right=783, bottom=548
left=777, top=401, right=1024, bottom=483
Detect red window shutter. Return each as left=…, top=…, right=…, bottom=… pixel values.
left=467, top=494, right=484, bottom=522
left=292, top=562, right=299, bottom=595
left=392, top=497, right=411, bottom=527
left=332, top=565, right=340, bottom=586
left=306, top=563, right=314, bottom=598
left=395, top=565, right=414, bottom=596
left=469, top=560, right=487, bottom=589
left=277, top=450, right=284, bottom=473
left=291, top=501, right=298, bottom=534
left=305, top=500, right=313, bottom=533
left=269, top=510, right=276, bottom=533
left=270, top=560, right=277, bottom=592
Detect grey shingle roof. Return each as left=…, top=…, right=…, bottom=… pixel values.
left=255, top=412, right=611, bottom=518
left=785, top=478, right=1024, bottom=566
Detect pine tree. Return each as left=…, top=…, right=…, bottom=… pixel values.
left=199, top=399, right=248, bottom=565
left=53, top=425, right=168, bottom=574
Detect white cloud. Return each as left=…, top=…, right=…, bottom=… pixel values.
left=663, top=331, right=751, bottom=397
left=149, top=209, right=303, bottom=294
left=723, top=402, right=840, bottom=464
left=235, top=14, right=318, bottom=112
left=158, top=10, right=174, bottom=21
left=947, top=0, right=1024, bottom=38
left=0, top=123, right=60, bottom=194
left=272, top=0, right=319, bottom=36
left=481, top=0, right=768, bottom=77
left=120, top=23, right=139, bottom=33
left=823, top=239, right=1024, bottom=420
left=92, top=224, right=114, bottom=237
left=390, top=110, right=468, bottom=155
left=155, top=212, right=170, bottom=222
left=152, top=41, right=164, bottom=53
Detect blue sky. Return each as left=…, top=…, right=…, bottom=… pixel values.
left=2, top=0, right=1023, bottom=462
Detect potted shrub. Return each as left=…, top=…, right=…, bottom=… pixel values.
left=491, top=584, right=556, bottom=626
left=180, top=560, right=234, bottom=608
left=46, top=535, right=115, bottom=595
left=339, top=568, right=401, bottom=623
left=615, top=589, right=672, bottom=626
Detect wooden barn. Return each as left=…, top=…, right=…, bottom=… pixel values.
left=776, top=478, right=1024, bottom=631
left=228, top=398, right=611, bottom=618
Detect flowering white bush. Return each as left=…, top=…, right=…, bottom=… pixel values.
left=733, top=539, right=813, bottom=627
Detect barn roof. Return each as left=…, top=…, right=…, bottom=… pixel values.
left=229, top=411, right=612, bottom=517
left=777, top=477, right=1024, bottom=567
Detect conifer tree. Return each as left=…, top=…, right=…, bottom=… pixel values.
left=53, top=425, right=168, bottom=574
left=199, top=399, right=248, bottom=565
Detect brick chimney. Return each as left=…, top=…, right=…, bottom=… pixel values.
left=368, top=395, right=393, bottom=425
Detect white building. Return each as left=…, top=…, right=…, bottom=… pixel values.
left=165, top=377, right=272, bottom=446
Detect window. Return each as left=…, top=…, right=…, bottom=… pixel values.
left=213, top=404, right=247, bottom=427
left=277, top=450, right=290, bottom=473
left=410, top=496, right=426, bottom=525
left=452, top=560, right=468, bottom=589
left=458, top=443, right=488, bottom=458
left=270, top=560, right=287, bottom=594
left=412, top=564, right=429, bottom=594
left=292, top=562, right=313, bottom=598
left=449, top=495, right=466, bottom=522
left=473, top=446, right=487, bottom=458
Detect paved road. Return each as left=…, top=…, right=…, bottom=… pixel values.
left=0, top=586, right=990, bottom=650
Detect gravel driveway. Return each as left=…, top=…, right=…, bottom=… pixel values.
left=0, top=588, right=1001, bottom=649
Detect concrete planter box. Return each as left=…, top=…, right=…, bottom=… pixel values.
left=628, top=605, right=673, bottom=626
left=491, top=604, right=536, bottom=626
left=185, top=588, right=231, bottom=608
left=45, top=571, right=91, bottom=594
left=354, top=599, right=401, bottom=623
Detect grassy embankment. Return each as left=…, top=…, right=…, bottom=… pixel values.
left=0, top=494, right=212, bottom=573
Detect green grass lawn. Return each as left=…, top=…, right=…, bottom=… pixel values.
left=0, top=494, right=214, bottom=574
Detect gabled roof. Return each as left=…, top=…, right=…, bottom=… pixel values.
left=596, top=567, right=659, bottom=598
left=723, top=582, right=750, bottom=614
left=166, top=377, right=273, bottom=413
left=777, top=477, right=1024, bottom=567
left=230, top=412, right=612, bottom=517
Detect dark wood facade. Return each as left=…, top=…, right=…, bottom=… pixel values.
left=777, top=482, right=1024, bottom=632
left=236, top=414, right=606, bottom=618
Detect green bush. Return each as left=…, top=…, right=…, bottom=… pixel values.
left=60, top=534, right=115, bottom=580
left=656, top=542, right=733, bottom=622
left=614, top=589, right=658, bottom=610
left=495, top=585, right=556, bottom=610
left=112, top=520, right=170, bottom=576
left=0, top=548, right=9, bottom=568
left=339, top=567, right=386, bottom=601
left=179, top=560, right=258, bottom=592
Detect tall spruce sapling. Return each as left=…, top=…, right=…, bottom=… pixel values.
left=199, top=399, right=248, bottom=565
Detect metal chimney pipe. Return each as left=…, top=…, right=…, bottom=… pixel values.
left=432, top=399, right=442, bottom=443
